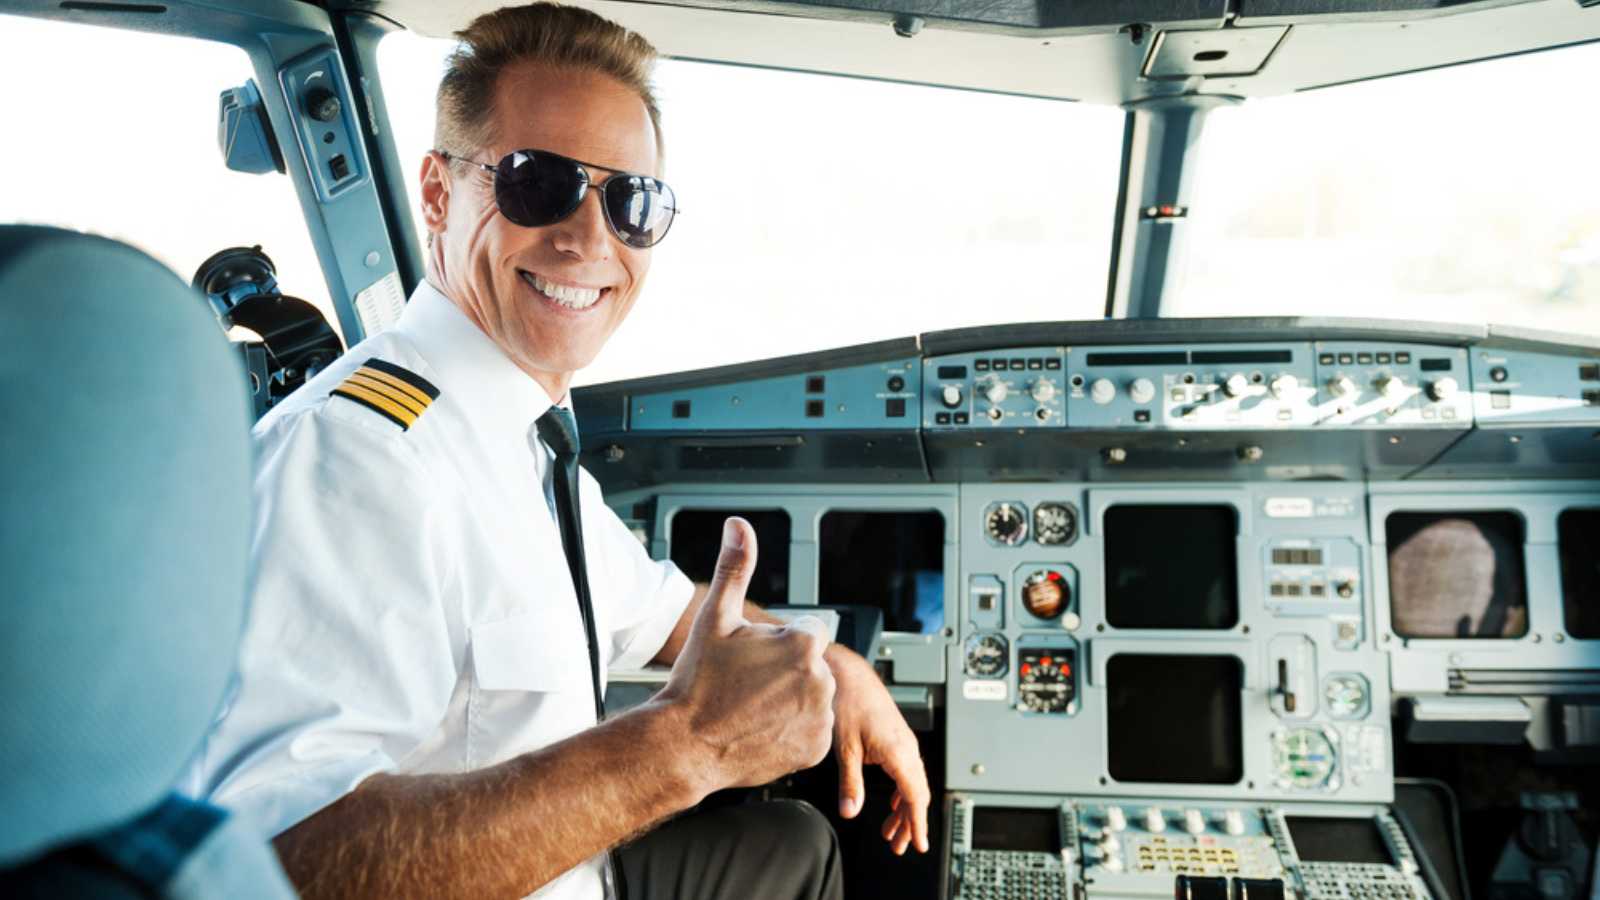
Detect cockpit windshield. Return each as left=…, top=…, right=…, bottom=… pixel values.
left=1172, top=40, right=1600, bottom=337
left=379, top=32, right=1124, bottom=384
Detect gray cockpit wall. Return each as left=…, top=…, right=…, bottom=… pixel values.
left=5, top=0, right=1596, bottom=334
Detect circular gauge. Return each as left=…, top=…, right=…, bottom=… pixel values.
left=984, top=502, right=1029, bottom=546
left=1323, top=674, right=1370, bottom=719
left=963, top=632, right=1009, bottom=678
left=1018, top=648, right=1075, bottom=714
left=1033, top=502, right=1077, bottom=545
left=1272, top=727, right=1339, bottom=791
left=1022, top=569, right=1071, bottom=620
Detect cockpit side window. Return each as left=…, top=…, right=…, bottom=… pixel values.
left=377, top=32, right=1126, bottom=385
left=0, top=14, right=339, bottom=339
left=1171, top=40, right=1600, bottom=338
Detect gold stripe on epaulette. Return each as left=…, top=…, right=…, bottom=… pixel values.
left=330, top=358, right=440, bottom=431
left=355, top=366, right=433, bottom=409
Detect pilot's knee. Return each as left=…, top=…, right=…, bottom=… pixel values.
left=769, top=798, right=839, bottom=856
left=750, top=799, right=842, bottom=895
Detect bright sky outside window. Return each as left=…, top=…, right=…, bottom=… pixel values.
left=0, top=14, right=338, bottom=339
left=378, top=32, right=1123, bottom=386
left=1173, top=41, right=1600, bottom=339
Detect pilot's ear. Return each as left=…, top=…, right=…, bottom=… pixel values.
left=420, top=151, right=452, bottom=240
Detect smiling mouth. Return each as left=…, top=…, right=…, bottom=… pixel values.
left=520, top=270, right=610, bottom=311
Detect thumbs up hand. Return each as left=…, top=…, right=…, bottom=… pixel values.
left=659, top=518, right=837, bottom=790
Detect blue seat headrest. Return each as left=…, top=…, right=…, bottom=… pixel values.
left=0, top=226, right=253, bottom=866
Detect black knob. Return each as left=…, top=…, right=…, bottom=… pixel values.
left=305, top=86, right=341, bottom=123
left=1490, top=366, right=1509, bottom=383
left=887, top=375, right=906, bottom=392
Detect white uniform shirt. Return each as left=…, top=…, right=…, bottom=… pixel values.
left=190, top=280, right=694, bottom=900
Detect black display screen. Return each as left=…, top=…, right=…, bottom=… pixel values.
left=670, top=509, right=791, bottom=604
left=1387, top=511, right=1527, bottom=639
left=819, top=511, right=944, bottom=634
left=1286, top=816, right=1393, bottom=865
left=1104, top=505, right=1238, bottom=629
left=972, top=807, right=1059, bottom=853
left=1559, top=509, right=1600, bottom=639
left=1106, top=654, right=1243, bottom=784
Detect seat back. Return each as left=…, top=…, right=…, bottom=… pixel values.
left=0, top=225, right=292, bottom=898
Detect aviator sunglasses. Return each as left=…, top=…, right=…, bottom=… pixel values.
left=438, top=148, right=678, bottom=249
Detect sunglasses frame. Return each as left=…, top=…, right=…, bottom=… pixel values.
left=437, top=148, right=678, bottom=249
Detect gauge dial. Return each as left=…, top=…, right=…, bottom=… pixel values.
left=984, top=502, right=1029, bottom=546
left=1018, top=647, right=1075, bottom=714
left=1022, top=568, right=1071, bottom=620
left=964, top=632, right=1009, bottom=678
left=1323, top=674, right=1370, bottom=719
left=1033, top=503, right=1077, bottom=545
left=1272, top=727, right=1339, bottom=790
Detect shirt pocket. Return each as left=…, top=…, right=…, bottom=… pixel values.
left=469, top=613, right=590, bottom=693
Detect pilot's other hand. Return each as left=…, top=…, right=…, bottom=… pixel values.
left=659, top=517, right=836, bottom=790
left=829, top=648, right=931, bottom=855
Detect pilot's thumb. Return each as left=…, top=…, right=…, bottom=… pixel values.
left=695, top=517, right=757, bottom=637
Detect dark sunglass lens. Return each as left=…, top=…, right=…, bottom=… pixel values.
left=494, top=151, right=585, bottom=227
left=603, top=176, right=676, bottom=248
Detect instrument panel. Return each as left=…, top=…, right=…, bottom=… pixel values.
left=580, top=319, right=1600, bottom=900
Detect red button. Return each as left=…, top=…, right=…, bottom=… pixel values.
left=1042, top=657, right=1053, bottom=667
left=1020, top=663, right=1031, bottom=675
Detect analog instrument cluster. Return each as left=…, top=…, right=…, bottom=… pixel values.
left=983, top=501, right=1079, bottom=547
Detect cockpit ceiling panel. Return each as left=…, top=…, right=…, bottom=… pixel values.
left=365, top=0, right=1600, bottom=104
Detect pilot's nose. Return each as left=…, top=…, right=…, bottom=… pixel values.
left=550, top=188, right=612, bottom=261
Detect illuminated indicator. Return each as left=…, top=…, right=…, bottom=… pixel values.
left=1271, top=547, right=1323, bottom=566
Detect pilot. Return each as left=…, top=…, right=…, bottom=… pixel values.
left=187, top=4, right=930, bottom=899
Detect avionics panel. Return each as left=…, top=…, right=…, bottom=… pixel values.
left=922, top=347, right=1067, bottom=429
left=1370, top=482, right=1600, bottom=698
left=1067, top=343, right=1318, bottom=429
left=947, top=795, right=1431, bottom=899
left=1386, top=511, right=1528, bottom=639
left=1559, top=508, right=1600, bottom=640
left=645, top=486, right=959, bottom=684
left=1311, top=342, right=1472, bottom=428
left=1106, top=654, right=1244, bottom=784
left=1103, top=505, right=1238, bottom=629
left=947, top=483, right=1393, bottom=804
left=669, top=508, right=792, bottom=604
left=630, top=356, right=920, bottom=430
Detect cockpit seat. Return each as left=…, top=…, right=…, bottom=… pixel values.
left=0, top=226, right=295, bottom=898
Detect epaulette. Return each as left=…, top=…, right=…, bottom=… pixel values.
left=331, top=358, right=440, bottom=431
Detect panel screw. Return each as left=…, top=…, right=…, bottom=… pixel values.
left=1238, top=445, right=1264, bottom=463
left=604, top=445, right=625, bottom=463
left=971, top=763, right=985, bottom=776
left=1104, top=447, right=1128, bottom=464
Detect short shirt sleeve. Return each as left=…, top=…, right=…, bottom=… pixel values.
left=192, top=408, right=461, bottom=839
left=580, top=472, right=695, bottom=672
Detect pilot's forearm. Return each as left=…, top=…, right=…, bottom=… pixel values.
left=271, top=698, right=710, bottom=900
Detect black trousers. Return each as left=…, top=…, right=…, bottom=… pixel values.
left=616, top=800, right=844, bottom=900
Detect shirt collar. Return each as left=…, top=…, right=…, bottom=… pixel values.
left=394, top=280, right=570, bottom=441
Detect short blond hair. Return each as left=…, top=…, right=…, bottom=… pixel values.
left=435, top=3, right=663, bottom=161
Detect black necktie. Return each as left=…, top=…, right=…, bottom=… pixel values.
left=535, top=406, right=605, bottom=723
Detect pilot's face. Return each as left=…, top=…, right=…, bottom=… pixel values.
left=428, top=62, right=658, bottom=397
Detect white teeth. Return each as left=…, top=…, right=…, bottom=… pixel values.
left=523, top=271, right=603, bottom=309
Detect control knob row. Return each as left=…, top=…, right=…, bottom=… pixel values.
left=1326, top=375, right=1456, bottom=402
left=1101, top=806, right=1246, bottom=837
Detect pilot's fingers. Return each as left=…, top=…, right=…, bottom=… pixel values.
left=888, top=810, right=914, bottom=856
left=890, top=788, right=903, bottom=811
left=837, top=739, right=865, bottom=818
left=779, top=615, right=831, bottom=661
left=695, top=518, right=758, bottom=638
left=881, top=809, right=902, bottom=841
left=882, top=748, right=932, bottom=853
